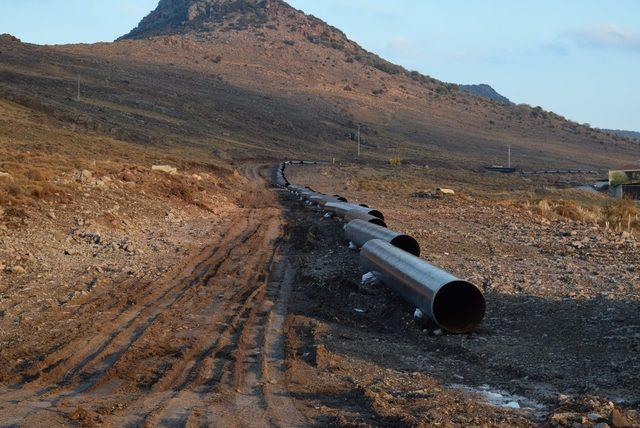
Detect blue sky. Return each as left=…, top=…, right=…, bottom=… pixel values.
left=1, top=0, right=639, bottom=131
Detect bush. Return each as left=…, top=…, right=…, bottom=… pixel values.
left=6, top=183, right=23, bottom=197
left=26, top=169, right=48, bottom=181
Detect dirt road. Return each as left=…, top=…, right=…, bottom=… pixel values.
left=0, top=164, right=306, bottom=427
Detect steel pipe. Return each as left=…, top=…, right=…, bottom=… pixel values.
left=345, top=210, right=387, bottom=227
left=360, top=239, right=485, bottom=333
left=344, top=206, right=385, bottom=221
left=324, top=202, right=384, bottom=220
left=312, top=195, right=348, bottom=206
left=345, top=219, right=421, bottom=256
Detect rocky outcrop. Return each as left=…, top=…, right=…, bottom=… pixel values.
left=459, top=83, right=512, bottom=105
left=119, top=0, right=292, bottom=40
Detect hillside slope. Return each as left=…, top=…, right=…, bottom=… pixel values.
left=1, top=0, right=639, bottom=170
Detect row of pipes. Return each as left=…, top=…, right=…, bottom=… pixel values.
left=276, top=162, right=486, bottom=334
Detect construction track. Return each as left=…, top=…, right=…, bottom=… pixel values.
left=0, top=164, right=306, bottom=427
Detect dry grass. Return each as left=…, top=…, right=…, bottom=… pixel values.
left=523, top=197, right=639, bottom=233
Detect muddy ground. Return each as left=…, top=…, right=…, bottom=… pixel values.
left=0, top=163, right=638, bottom=427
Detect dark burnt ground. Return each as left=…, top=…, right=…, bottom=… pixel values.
left=275, top=186, right=640, bottom=427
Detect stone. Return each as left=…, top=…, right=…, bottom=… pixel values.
left=121, top=171, right=136, bottom=182
left=152, top=165, right=178, bottom=175
left=0, top=172, right=13, bottom=181
left=10, top=265, right=26, bottom=274
left=550, top=412, right=579, bottom=425
left=79, top=169, right=93, bottom=182
left=47, top=211, right=56, bottom=220
left=436, top=188, right=455, bottom=196
left=610, top=409, right=630, bottom=428
left=588, top=413, right=603, bottom=422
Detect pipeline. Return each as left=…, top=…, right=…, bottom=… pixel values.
left=344, top=206, right=385, bottom=221
left=324, top=202, right=384, bottom=220
left=279, top=161, right=485, bottom=333
left=344, top=209, right=387, bottom=227
left=345, top=219, right=421, bottom=256
left=360, top=239, right=485, bottom=333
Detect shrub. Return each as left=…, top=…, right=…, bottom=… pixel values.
left=6, top=183, right=23, bottom=197
left=26, top=169, right=48, bottom=181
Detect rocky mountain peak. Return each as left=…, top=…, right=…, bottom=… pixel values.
left=120, top=0, right=293, bottom=40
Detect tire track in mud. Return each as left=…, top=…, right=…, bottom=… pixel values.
left=0, top=164, right=307, bottom=427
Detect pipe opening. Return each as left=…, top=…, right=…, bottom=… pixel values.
left=359, top=204, right=369, bottom=208
left=369, top=218, right=387, bottom=228
left=336, top=197, right=348, bottom=202
left=432, top=281, right=485, bottom=333
left=366, top=209, right=385, bottom=220
left=390, top=235, right=421, bottom=257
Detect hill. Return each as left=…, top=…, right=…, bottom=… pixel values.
left=0, top=0, right=638, bottom=171
left=601, top=128, right=640, bottom=140
left=459, top=84, right=512, bottom=105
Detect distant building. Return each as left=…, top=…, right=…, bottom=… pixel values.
left=609, top=162, right=640, bottom=200
left=612, top=184, right=640, bottom=200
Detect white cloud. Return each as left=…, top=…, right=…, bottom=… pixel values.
left=564, top=23, right=640, bottom=52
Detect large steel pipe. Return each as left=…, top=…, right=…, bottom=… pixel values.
left=345, top=210, right=387, bottom=227
left=324, top=202, right=384, bottom=220
left=345, top=219, right=421, bottom=256
left=360, top=239, right=485, bottom=333
left=344, top=206, right=385, bottom=221
left=309, top=195, right=348, bottom=206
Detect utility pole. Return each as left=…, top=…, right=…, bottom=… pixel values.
left=76, top=74, right=81, bottom=101
left=357, top=124, right=361, bottom=158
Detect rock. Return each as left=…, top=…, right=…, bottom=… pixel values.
left=64, top=248, right=78, bottom=256
left=594, top=423, right=611, bottom=428
left=550, top=412, right=579, bottom=425
left=78, top=169, right=93, bottom=183
left=610, top=409, right=630, bottom=428
left=436, top=188, right=455, bottom=196
left=10, top=265, right=26, bottom=275
left=433, top=329, right=443, bottom=336
left=0, top=172, right=13, bottom=181
left=121, top=171, right=136, bottom=182
left=47, top=211, right=56, bottom=220
left=571, top=241, right=584, bottom=249
left=588, top=413, right=603, bottom=422
left=152, top=165, right=178, bottom=175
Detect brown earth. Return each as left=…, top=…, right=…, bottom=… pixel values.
left=1, top=0, right=639, bottom=426
left=2, top=159, right=638, bottom=427
left=283, top=162, right=640, bottom=427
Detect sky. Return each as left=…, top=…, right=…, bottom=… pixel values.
left=1, top=0, right=639, bottom=131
